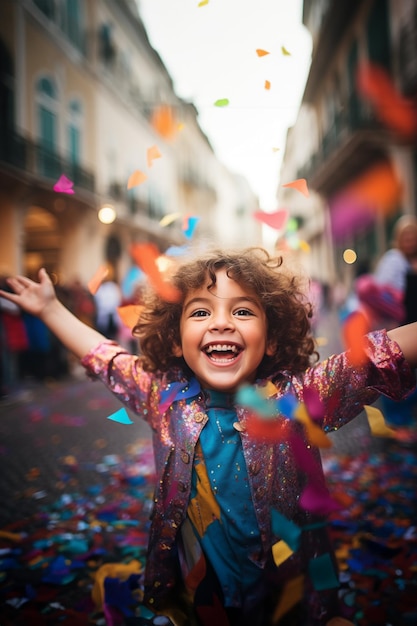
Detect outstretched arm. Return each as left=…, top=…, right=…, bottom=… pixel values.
left=0, top=268, right=106, bottom=360
left=388, top=321, right=417, bottom=368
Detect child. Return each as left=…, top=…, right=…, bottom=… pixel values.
left=1, top=247, right=416, bottom=626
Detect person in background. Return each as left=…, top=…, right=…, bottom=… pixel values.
left=1, top=247, right=417, bottom=626
left=93, top=266, right=122, bottom=340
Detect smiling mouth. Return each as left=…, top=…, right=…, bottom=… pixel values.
left=203, top=343, right=242, bottom=362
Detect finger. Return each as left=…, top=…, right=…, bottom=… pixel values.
left=6, top=276, right=35, bottom=294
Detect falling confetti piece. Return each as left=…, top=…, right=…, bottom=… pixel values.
left=127, top=170, right=147, bottom=189
left=357, top=62, right=417, bottom=138
left=182, top=215, right=200, bottom=239
left=342, top=310, right=369, bottom=366
left=264, top=80, right=271, bottom=90
left=53, top=174, right=74, bottom=194
left=272, top=540, right=293, bottom=566
left=253, top=209, right=288, bottom=230
left=147, top=145, right=162, bottom=168
left=294, top=403, right=332, bottom=448
left=130, top=242, right=181, bottom=302
left=151, top=105, right=178, bottom=139
left=364, top=405, right=396, bottom=438
left=281, top=46, right=291, bottom=56
left=106, top=408, right=134, bottom=425
left=256, top=49, right=270, bottom=57
left=214, top=98, right=229, bottom=107
left=198, top=0, right=209, bottom=5
left=159, top=212, right=181, bottom=227
left=282, top=178, right=309, bottom=197
left=117, top=304, right=143, bottom=329
left=87, top=265, right=109, bottom=295
left=272, top=575, right=304, bottom=622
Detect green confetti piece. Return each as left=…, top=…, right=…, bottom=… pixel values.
left=214, top=98, right=229, bottom=107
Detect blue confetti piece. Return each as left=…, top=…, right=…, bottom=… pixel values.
left=107, top=408, right=133, bottom=425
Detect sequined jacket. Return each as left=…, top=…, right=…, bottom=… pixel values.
left=81, top=330, right=415, bottom=614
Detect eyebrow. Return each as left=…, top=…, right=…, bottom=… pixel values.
left=183, top=295, right=262, bottom=313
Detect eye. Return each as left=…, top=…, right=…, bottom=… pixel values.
left=190, top=309, right=210, bottom=318
left=234, top=308, right=254, bottom=317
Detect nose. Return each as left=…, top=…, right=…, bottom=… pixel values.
left=208, top=307, right=235, bottom=331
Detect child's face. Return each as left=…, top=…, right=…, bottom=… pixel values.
left=175, top=269, right=273, bottom=393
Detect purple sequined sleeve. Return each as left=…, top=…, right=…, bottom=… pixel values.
left=80, top=341, right=163, bottom=428
left=301, top=329, right=416, bottom=432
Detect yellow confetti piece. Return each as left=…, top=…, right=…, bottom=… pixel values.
left=264, top=80, right=271, bottom=90
left=364, top=405, right=396, bottom=438
left=272, top=147, right=280, bottom=152
left=198, top=0, right=209, bottom=5
left=127, top=169, right=147, bottom=189
left=273, top=575, right=304, bottom=622
left=256, top=48, right=270, bottom=57
left=281, top=45, right=291, bottom=56
left=315, top=336, right=328, bottom=347
left=159, top=212, right=181, bottom=227
left=295, top=404, right=332, bottom=448
left=214, top=98, right=229, bottom=107
left=298, top=239, right=310, bottom=253
left=272, top=540, right=293, bottom=566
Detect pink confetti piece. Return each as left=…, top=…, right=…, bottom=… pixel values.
left=53, top=174, right=74, bottom=194
left=253, top=209, right=288, bottom=230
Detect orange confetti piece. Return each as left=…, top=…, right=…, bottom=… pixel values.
left=264, top=80, right=271, bottom=90
left=294, top=404, right=332, bottom=449
left=256, top=49, right=270, bottom=57
left=127, top=169, right=147, bottom=189
left=345, top=161, right=402, bottom=216
left=87, top=265, right=109, bottom=295
left=147, top=145, right=162, bottom=168
left=130, top=242, right=181, bottom=303
left=151, top=105, right=178, bottom=140
left=282, top=178, right=309, bottom=197
left=342, top=311, right=369, bottom=366
left=117, top=304, right=144, bottom=329
left=357, top=62, right=417, bottom=138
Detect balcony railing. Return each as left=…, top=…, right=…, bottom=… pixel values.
left=0, top=129, right=95, bottom=193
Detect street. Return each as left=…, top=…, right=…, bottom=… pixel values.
left=0, top=329, right=416, bottom=625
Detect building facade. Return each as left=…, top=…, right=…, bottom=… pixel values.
left=0, top=0, right=260, bottom=288
left=278, top=0, right=417, bottom=292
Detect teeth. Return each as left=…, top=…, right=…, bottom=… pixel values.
left=205, top=344, right=238, bottom=353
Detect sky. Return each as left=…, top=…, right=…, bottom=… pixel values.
left=138, top=0, right=312, bottom=213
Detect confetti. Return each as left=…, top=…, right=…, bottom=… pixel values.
left=106, top=408, right=134, bottom=425
left=282, top=178, right=309, bottom=197
left=264, top=80, right=271, bottom=90
left=214, top=98, right=229, bottom=107
left=127, top=170, right=147, bottom=189
left=364, top=405, right=396, bottom=438
left=87, top=265, right=109, bottom=295
left=147, top=144, right=162, bottom=167
left=53, top=174, right=74, bottom=194
left=281, top=46, right=291, bottom=56
left=256, top=49, right=270, bottom=57
left=357, top=62, right=417, bottom=138
left=159, top=212, right=181, bottom=227
left=253, top=209, right=288, bottom=230
left=182, top=215, right=200, bottom=239
left=117, top=304, right=143, bottom=329
left=130, top=242, right=181, bottom=302
left=151, top=105, right=178, bottom=139
left=342, top=310, right=370, bottom=367
left=198, top=0, right=209, bottom=5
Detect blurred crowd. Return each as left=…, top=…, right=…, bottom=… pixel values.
left=0, top=267, right=144, bottom=400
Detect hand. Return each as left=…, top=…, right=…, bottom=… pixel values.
left=0, top=268, right=56, bottom=318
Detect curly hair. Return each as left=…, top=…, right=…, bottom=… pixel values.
left=132, top=247, right=318, bottom=377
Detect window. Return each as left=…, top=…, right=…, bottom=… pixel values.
left=36, top=76, right=59, bottom=177
left=67, top=98, right=82, bottom=166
